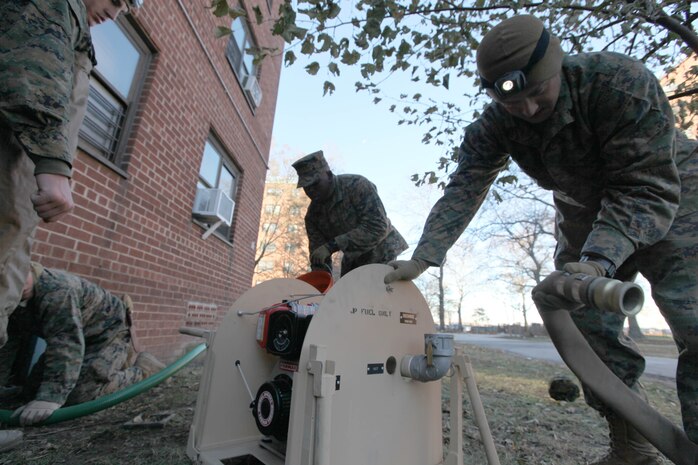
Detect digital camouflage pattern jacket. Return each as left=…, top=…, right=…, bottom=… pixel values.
left=305, top=174, right=408, bottom=275
left=9, top=265, right=130, bottom=404
left=413, top=51, right=698, bottom=269
left=0, top=0, right=94, bottom=177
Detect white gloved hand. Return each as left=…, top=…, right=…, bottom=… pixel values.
left=384, top=258, right=430, bottom=284
left=12, top=400, right=62, bottom=426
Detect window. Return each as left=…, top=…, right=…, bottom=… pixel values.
left=258, top=260, right=274, bottom=272
left=287, top=224, right=298, bottom=233
left=263, top=223, right=278, bottom=233
left=266, top=243, right=277, bottom=252
left=226, top=17, right=258, bottom=83
left=79, top=18, right=151, bottom=171
left=282, top=261, right=293, bottom=274
left=225, top=17, right=262, bottom=108
left=265, top=205, right=281, bottom=215
left=289, top=206, right=301, bottom=216
left=267, top=188, right=282, bottom=196
left=195, top=137, right=240, bottom=241
left=285, top=243, right=299, bottom=253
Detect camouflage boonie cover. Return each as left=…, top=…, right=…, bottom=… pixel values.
left=305, top=174, right=408, bottom=276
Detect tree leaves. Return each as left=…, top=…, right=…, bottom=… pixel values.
left=305, top=62, right=320, bottom=75
left=209, top=0, right=698, bottom=187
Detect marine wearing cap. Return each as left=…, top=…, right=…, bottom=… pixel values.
left=292, top=151, right=331, bottom=188
left=477, top=15, right=563, bottom=98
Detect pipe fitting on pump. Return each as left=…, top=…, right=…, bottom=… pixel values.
left=400, top=333, right=454, bottom=382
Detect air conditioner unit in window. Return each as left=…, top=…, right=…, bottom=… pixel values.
left=193, top=188, right=235, bottom=227
left=243, top=74, right=263, bottom=108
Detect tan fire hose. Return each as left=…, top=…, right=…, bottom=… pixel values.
left=536, top=272, right=698, bottom=465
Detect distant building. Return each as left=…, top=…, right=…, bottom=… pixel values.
left=31, top=1, right=284, bottom=360
left=661, top=54, right=697, bottom=139
left=254, top=178, right=312, bottom=284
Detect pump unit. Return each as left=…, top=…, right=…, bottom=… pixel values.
left=185, top=264, right=500, bottom=465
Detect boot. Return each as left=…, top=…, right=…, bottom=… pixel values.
left=134, top=352, right=166, bottom=378
left=591, top=413, right=662, bottom=465
left=0, top=430, right=22, bottom=452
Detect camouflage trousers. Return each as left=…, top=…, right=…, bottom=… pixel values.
left=556, top=207, right=698, bottom=443
left=65, top=327, right=145, bottom=404
left=0, top=125, right=39, bottom=349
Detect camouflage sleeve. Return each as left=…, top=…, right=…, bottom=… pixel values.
left=33, top=272, right=86, bottom=405
left=413, top=116, right=509, bottom=265
left=305, top=214, right=332, bottom=271
left=0, top=0, right=87, bottom=177
left=333, top=177, right=391, bottom=253
left=581, top=58, right=680, bottom=266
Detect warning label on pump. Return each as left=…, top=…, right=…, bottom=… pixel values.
left=400, top=312, right=417, bottom=325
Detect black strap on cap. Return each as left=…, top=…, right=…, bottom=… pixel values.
left=481, top=28, right=551, bottom=91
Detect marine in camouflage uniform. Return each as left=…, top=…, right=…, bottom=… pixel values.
left=0, top=263, right=147, bottom=407
left=0, top=0, right=96, bottom=348
left=293, top=151, right=408, bottom=277
left=385, top=14, right=698, bottom=464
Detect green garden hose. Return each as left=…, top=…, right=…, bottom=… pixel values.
left=0, top=342, right=207, bottom=426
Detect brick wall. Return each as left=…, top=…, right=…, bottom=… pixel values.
left=31, top=0, right=284, bottom=361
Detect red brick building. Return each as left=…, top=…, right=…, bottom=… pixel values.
left=30, top=1, right=284, bottom=360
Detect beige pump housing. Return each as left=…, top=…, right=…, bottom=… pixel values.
left=185, top=264, right=500, bottom=465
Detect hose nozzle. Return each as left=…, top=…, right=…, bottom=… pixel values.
left=549, top=271, right=644, bottom=316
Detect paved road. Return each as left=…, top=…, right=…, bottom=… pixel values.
left=453, top=333, right=678, bottom=380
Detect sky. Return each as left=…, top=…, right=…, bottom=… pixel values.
left=267, top=35, right=672, bottom=332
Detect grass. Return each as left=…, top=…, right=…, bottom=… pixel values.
left=0, top=340, right=681, bottom=465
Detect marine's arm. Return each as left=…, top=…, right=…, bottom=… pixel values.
left=581, top=58, right=681, bottom=268
left=31, top=281, right=86, bottom=406
left=306, top=214, right=333, bottom=271
left=0, top=0, right=90, bottom=221
left=386, top=116, right=509, bottom=283
left=412, top=116, right=510, bottom=266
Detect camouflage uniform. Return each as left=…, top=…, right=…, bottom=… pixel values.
left=306, top=174, right=408, bottom=276
left=0, top=0, right=94, bottom=347
left=0, top=264, right=144, bottom=405
left=413, top=52, right=698, bottom=441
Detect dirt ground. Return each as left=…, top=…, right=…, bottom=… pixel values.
left=0, top=340, right=682, bottom=465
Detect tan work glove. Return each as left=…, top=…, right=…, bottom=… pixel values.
left=531, top=272, right=584, bottom=313
left=562, top=260, right=606, bottom=277
left=384, top=258, right=429, bottom=284
left=12, top=400, right=62, bottom=426
left=311, top=244, right=333, bottom=266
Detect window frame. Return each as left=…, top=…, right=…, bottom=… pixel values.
left=225, top=16, right=262, bottom=109
left=78, top=15, right=154, bottom=176
left=194, top=134, right=241, bottom=243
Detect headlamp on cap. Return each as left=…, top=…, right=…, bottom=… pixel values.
left=480, top=28, right=550, bottom=99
